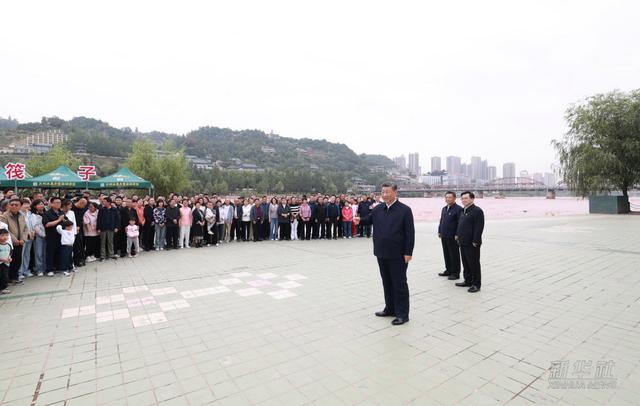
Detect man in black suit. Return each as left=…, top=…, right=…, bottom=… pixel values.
left=438, top=191, right=462, bottom=280
left=455, top=191, right=484, bottom=293
left=355, top=182, right=415, bottom=325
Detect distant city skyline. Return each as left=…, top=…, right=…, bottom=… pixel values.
left=392, top=153, right=557, bottom=185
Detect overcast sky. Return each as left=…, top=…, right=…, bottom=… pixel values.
left=2, top=0, right=639, bottom=175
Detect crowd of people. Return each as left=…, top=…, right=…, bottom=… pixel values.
left=0, top=189, right=382, bottom=295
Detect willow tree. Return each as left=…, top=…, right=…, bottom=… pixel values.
left=553, top=89, right=640, bottom=200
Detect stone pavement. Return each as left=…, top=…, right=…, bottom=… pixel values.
left=0, top=214, right=639, bottom=405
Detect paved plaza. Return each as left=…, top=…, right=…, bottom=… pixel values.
left=0, top=214, right=639, bottom=405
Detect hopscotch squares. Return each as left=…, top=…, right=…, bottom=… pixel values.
left=60, top=272, right=306, bottom=328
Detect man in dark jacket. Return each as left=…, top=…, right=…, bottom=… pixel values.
left=438, top=192, right=463, bottom=280
left=165, top=199, right=180, bottom=249
left=315, top=198, right=327, bottom=239
left=97, top=197, right=120, bottom=260
left=142, top=199, right=155, bottom=251
left=71, top=197, right=88, bottom=267
left=355, top=182, right=415, bottom=326
left=325, top=197, right=340, bottom=240
left=357, top=197, right=372, bottom=238
left=43, top=197, right=67, bottom=274
left=455, top=191, right=485, bottom=293
left=260, top=197, right=270, bottom=241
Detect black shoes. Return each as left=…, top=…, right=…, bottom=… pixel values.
left=455, top=282, right=471, bottom=287
left=391, top=317, right=408, bottom=325
left=447, top=275, right=460, bottom=280
left=375, top=311, right=394, bottom=317
left=468, top=286, right=480, bottom=293
left=438, top=271, right=450, bottom=277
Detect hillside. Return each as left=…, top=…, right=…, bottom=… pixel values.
left=0, top=116, right=396, bottom=193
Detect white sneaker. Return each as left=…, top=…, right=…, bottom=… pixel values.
left=37, top=272, right=44, bottom=277
left=86, top=256, right=96, bottom=263
left=47, top=272, right=54, bottom=277
left=63, top=271, right=70, bottom=276
left=1, top=289, right=10, bottom=294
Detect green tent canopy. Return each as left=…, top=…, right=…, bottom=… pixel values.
left=89, top=167, right=153, bottom=190
left=28, top=165, right=87, bottom=188
left=0, top=169, right=33, bottom=188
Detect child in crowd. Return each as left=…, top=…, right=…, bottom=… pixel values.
left=126, top=218, right=140, bottom=257
left=0, top=229, right=12, bottom=294
left=56, top=220, right=75, bottom=276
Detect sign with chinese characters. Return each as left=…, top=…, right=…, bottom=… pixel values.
left=77, top=165, right=97, bottom=181
left=4, top=162, right=26, bottom=180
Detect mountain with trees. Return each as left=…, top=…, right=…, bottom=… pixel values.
left=0, top=116, right=396, bottom=195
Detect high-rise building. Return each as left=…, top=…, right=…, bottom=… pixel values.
left=408, top=152, right=421, bottom=175
left=430, top=156, right=441, bottom=173
left=446, top=156, right=461, bottom=176
left=393, top=155, right=406, bottom=169
left=470, top=156, right=482, bottom=180
left=503, top=162, right=516, bottom=179
left=520, top=170, right=529, bottom=179
left=487, top=166, right=497, bottom=181
left=481, top=160, right=489, bottom=181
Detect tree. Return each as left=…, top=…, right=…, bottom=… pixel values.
left=274, top=180, right=285, bottom=193
left=27, top=144, right=81, bottom=176
left=553, top=89, right=640, bottom=200
left=127, top=140, right=191, bottom=196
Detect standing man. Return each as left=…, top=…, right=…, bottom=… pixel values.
left=1, top=197, right=28, bottom=284
left=355, top=182, right=415, bottom=326
left=97, top=197, right=120, bottom=260
left=72, top=197, right=88, bottom=268
left=455, top=191, right=484, bottom=293
left=165, top=199, right=180, bottom=249
left=437, top=191, right=462, bottom=280
left=43, top=197, right=66, bottom=275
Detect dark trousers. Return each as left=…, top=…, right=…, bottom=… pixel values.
left=142, top=224, right=154, bottom=250
left=208, top=224, right=218, bottom=245
left=166, top=225, right=179, bottom=249
left=0, top=263, right=8, bottom=290
left=327, top=221, right=338, bottom=239
left=441, top=237, right=461, bottom=276
left=252, top=221, right=261, bottom=241
left=301, top=221, right=311, bottom=240
left=73, top=234, right=85, bottom=266
left=46, top=237, right=60, bottom=273
left=337, top=220, right=343, bottom=237
left=9, top=244, right=22, bottom=281
left=358, top=224, right=372, bottom=237
left=279, top=222, right=290, bottom=240
left=115, top=230, right=126, bottom=256
left=217, top=224, right=225, bottom=243
left=85, top=235, right=100, bottom=258
left=312, top=221, right=319, bottom=239
left=241, top=221, right=250, bottom=241
left=318, top=222, right=326, bottom=239
left=460, top=245, right=481, bottom=288
left=377, top=257, right=410, bottom=319
left=261, top=220, right=269, bottom=240
left=59, top=245, right=73, bottom=272
left=230, top=218, right=238, bottom=241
